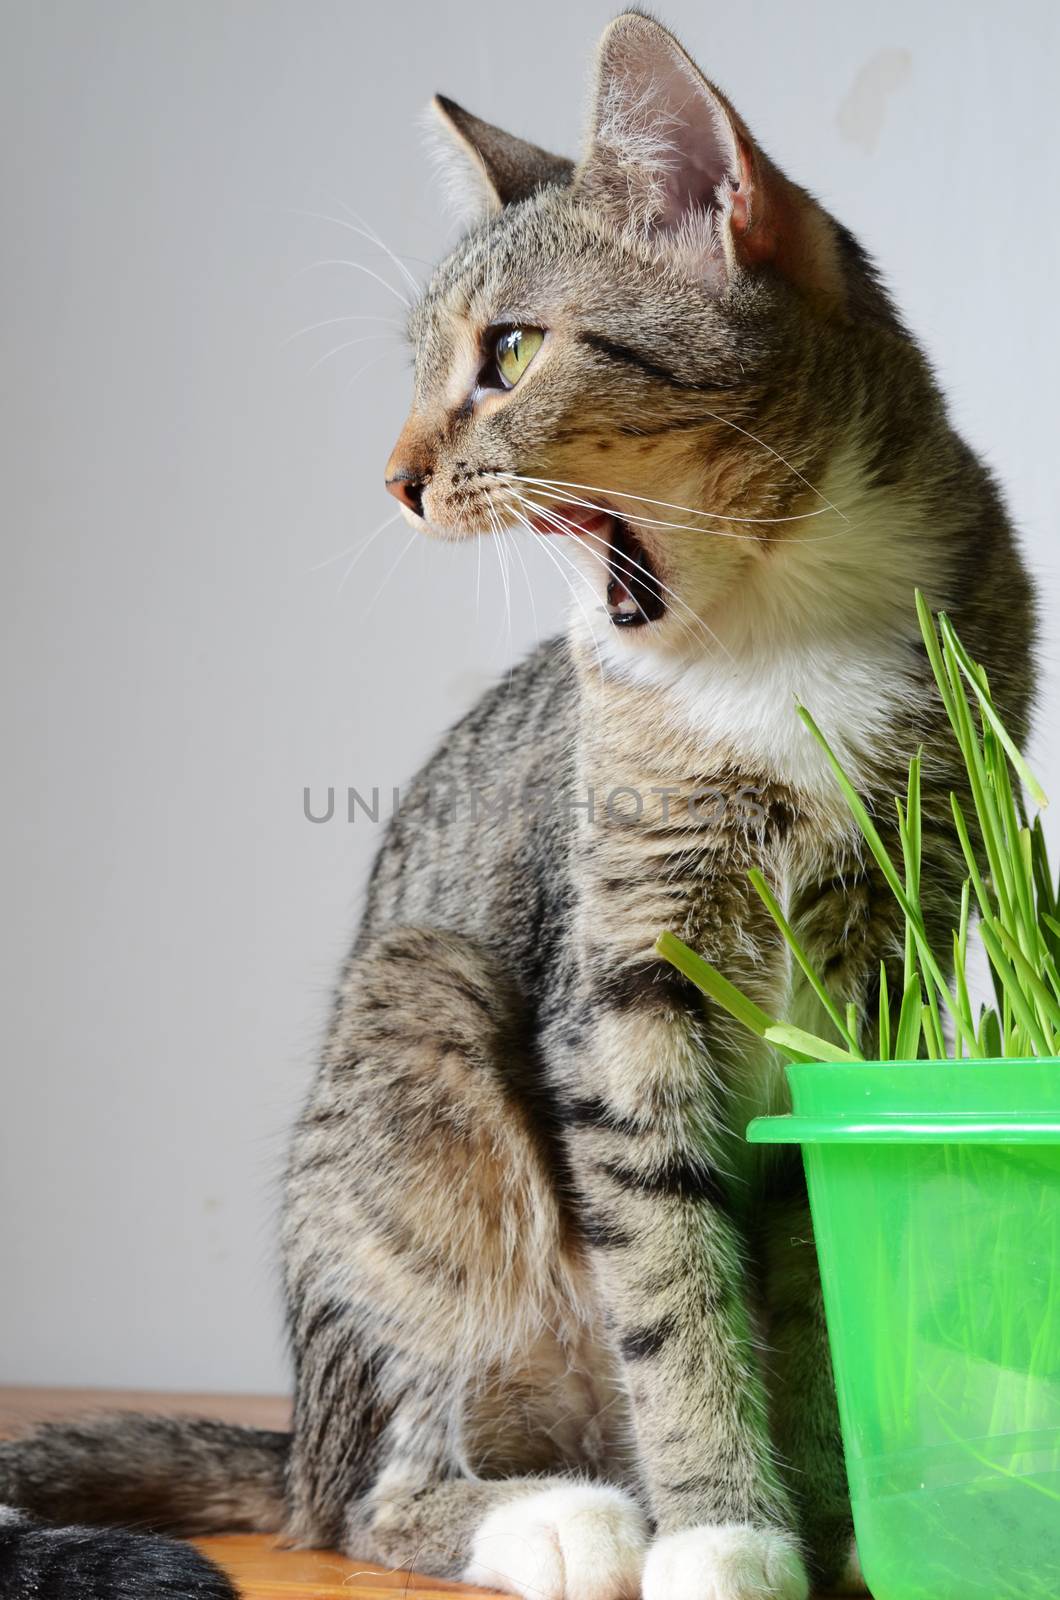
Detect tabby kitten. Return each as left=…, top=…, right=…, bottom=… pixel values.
left=0, top=14, right=1035, bottom=1600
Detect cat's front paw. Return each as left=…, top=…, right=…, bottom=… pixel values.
left=642, top=1524, right=809, bottom=1600
left=464, top=1482, right=647, bottom=1600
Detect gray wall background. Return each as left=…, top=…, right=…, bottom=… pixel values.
left=2, top=0, right=1057, bottom=1394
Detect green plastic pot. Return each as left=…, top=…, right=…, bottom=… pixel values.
left=748, top=1060, right=1060, bottom=1600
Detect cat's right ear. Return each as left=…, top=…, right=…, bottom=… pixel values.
left=426, top=95, right=574, bottom=221
left=577, top=13, right=844, bottom=302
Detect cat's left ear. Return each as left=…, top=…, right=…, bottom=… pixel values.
left=577, top=13, right=843, bottom=301
left=427, top=95, right=574, bottom=220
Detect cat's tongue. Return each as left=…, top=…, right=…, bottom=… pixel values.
left=525, top=504, right=612, bottom=540
left=526, top=503, right=665, bottom=628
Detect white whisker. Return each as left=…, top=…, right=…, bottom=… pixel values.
left=366, top=526, right=420, bottom=611
left=296, top=258, right=411, bottom=311
left=503, top=489, right=732, bottom=661
left=341, top=348, right=395, bottom=393
left=504, top=517, right=540, bottom=644
left=699, top=405, right=848, bottom=521
left=332, top=200, right=426, bottom=294
left=284, top=201, right=421, bottom=298
left=281, top=313, right=405, bottom=347
left=502, top=504, right=606, bottom=683
left=308, top=331, right=399, bottom=373
left=513, top=478, right=842, bottom=545
left=489, top=528, right=514, bottom=670
left=573, top=522, right=730, bottom=659
left=309, top=509, right=403, bottom=577
left=484, top=503, right=503, bottom=639
left=509, top=488, right=734, bottom=647
left=503, top=404, right=847, bottom=524
left=475, top=516, right=483, bottom=619
left=513, top=492, right=659, bottom=623
left=496, top=526, right=520, bottom=687
left=498, top=524, right=517, bottom=674
left=501, top=473, right=839, bottom=532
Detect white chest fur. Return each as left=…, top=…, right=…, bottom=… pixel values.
left=599, top=622, right=920, bottom=811
left=589, top=445, right=936, bottom=818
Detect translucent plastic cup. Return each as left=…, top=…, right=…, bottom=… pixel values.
left=748, top=1060, right=1060, bottom=1600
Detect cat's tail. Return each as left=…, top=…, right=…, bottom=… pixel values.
left=0, top=1412, right=290, bottom=1598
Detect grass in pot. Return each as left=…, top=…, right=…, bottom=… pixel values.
left=658, top=594, right=1060, bottom=1600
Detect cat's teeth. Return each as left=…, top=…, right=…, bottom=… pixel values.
left=605, top=517, right=664, bottom=627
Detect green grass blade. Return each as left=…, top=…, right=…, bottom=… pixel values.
left=988, top=920, right=1060, bottom=1036
left=957, top=879, right=971, bottom=965
left=979, top=1005, right=1002, bottom=1058
left=978, top=923, right=1054, bottom=1056
left=1043, top=950, right=1060, bottom=1009
left=906, top=750, right=923, bottom=887
left=1031, top=816, right=1053, bottom=898
left=983, top=720, right=1039, bottom=957
left=846, top=1000, right=859, bottom=1043
left=951, top=931, right=978, bottom=1059
left=764, top=1023, right=860, bottom=1064
left=798, top=708, right=976, bottom=1048
left=1032, top=817, right=1058, bottom=936
left=951, top=792, right=993, bottom=922
left=797, top=706, right=911, bottom=909
left=901, top=755, right=923, bottom=982
left=878, top=961, right=891, bottom=1060
left=915, top=590, right=959, bottom=726
left=895, top=975, right=924, bottom=1060
left=746, top=867, right=861, bottom=1054
left=940, top=613, right=1049, bottom=809
left=1017, top=823, right=1043, bottom=964
left=921, top=1006, right=941, bottom=1058
left=897, top=757, right=923, bottom=987
left=923, top=980, right=947, bottom=1059
left=943, top=646, right=1015, bottom=926
left=908, top=918, right=980, bottom=1054
left=653, top=607, right=1059, bottom=1075
left=655, top=931, right=772, bottom=1038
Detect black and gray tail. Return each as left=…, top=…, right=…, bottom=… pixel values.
left=0, top=1412, right=290, bottom=1598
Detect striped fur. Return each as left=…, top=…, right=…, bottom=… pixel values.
left=0, top=14, right=1035, bottom=1600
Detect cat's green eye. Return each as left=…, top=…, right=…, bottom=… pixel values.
left=495, top=327, right=544, bottom=389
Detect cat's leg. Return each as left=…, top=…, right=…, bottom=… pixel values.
left=759, top=1168, right=865, bottom=1595
left=348, top=1323, right=647, bottom=1594
left=282, top=926, right=647, bottom=1599
left=556, top=936, right=809, bottom=1600
left=777, top=845, right=964, bottom=1597
left=363, top=1454, right=648, bottom=1600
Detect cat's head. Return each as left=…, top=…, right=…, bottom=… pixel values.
left=386, top=13, right=898, bottom=659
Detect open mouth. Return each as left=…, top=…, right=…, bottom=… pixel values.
left=524, top=503, right=665, bottom=628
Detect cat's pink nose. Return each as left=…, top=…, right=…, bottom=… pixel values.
left=385, top=418, right=433, bottom=520
left=385, top=470, right=426, bottom=518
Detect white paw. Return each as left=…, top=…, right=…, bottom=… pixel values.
left=464, top=1482, right=648, bottom=1600
left=642, top=1524, right=809, bottom=1600
left=827, top=1535, right=868, bottom=1595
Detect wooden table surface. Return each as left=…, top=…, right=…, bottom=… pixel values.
left=1, top=1387, right=861, bottom=1597
left=0, top=1387, right=503, bottom=1599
